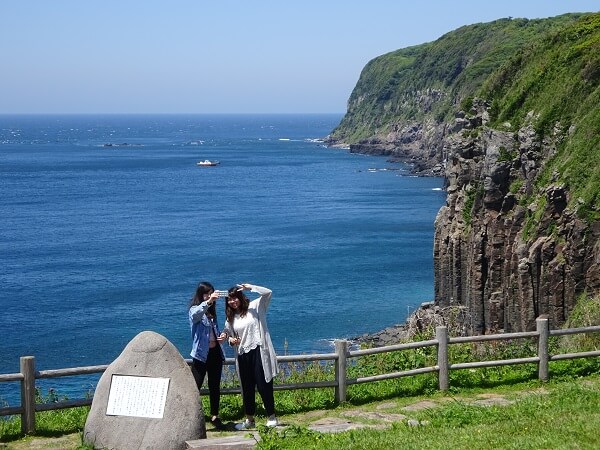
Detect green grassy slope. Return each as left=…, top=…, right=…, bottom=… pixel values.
left=330, top=13, right=585, bottom=142
left=481, top=13, right=600, bottom=216
left=331, top=12, right=599, bottom=218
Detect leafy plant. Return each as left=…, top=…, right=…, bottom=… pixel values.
left=560, top=293, right=600, bottom=351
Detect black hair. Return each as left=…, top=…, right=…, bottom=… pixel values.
left=189, top=281, right=217, bottom=317
left=225, top=285, right=249, bottom=324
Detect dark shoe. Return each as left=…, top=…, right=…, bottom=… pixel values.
left=210, top=417, right=226, bottom=430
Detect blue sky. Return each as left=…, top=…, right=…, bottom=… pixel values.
left=1, top=1, right=598, bottom=114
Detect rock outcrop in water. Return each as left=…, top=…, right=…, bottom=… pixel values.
left=345, top=115, right=446, bottom=177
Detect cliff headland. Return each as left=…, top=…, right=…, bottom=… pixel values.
left=331, top=12, right=600, bottom=335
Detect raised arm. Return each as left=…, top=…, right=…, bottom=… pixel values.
left=188, top=291, right=219, bottom=323
left=242, top=283, right=272, bottom=313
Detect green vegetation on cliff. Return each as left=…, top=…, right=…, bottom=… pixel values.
left=330, top=13, right=584, bottom=142
left=482, top=13, right=600, bottom=217
left=330, top=12, right=599, bottom=218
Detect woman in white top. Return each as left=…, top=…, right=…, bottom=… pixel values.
left=224, top=283, right=279, bottom=430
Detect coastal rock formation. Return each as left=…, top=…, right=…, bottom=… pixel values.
left=327, top=14, right=600, bottom=335
left=350, top=101, right=600, bottom=337
left=433, top=103, right=600, bottom=333
left=348, top=117, right=447, bottom=177
left=354, top=302, right=469, bottom=346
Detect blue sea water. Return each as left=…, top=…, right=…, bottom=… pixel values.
left=0, top=114, right=445, bottom=404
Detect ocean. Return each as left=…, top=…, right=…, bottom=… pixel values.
left=0, top=114, right=445, bottom=403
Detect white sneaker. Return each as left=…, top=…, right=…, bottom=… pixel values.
left=235, top=419, right=255, bottom=431
left=266, top=417, right=279, bottom=427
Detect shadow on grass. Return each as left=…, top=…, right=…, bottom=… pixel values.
left=0, top=425, right=84, bottom=443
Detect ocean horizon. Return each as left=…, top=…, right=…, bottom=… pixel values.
left=0, top=113, right=445, bottom=403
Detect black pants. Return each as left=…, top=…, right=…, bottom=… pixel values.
left=237, top=346, right=275, bottom=417
left=191, top=346, right=223, bottom=417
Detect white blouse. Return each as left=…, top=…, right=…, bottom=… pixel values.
left=230, top=308, right=262, bottom=355
left=224, top=284, right=279, bottom=382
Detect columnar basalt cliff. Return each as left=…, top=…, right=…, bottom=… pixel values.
left=434, top=101, right=600, bottom=333
left=328, top=13, right=600, bottom=334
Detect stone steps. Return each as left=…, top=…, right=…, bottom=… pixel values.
left=186, top=432, right=259, bottom=449
left=184, top=394, right=518, bottom=448
left=185, top=422, right=375, bottom=449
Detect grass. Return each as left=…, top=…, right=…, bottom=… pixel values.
left=256, top=374, right=600, bottom=449
left=3, top=373, right=600, bottom=449
left=3, top=360, right=599, bottom=450
left=2, top=294, right=599, bottom=448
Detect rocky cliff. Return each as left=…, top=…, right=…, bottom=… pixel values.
left=434, top=100, right=600, bottom=333
left=346, top=111, right=447, bottom=177
left=328, top=13, right=600, bottom=333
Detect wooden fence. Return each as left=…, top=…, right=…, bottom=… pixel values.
left=1, top=317, right=599, bottom=435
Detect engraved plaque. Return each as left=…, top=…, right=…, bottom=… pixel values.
left=106, top=375, right=170, bottom=418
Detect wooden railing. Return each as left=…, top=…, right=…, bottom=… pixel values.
left=1, top=317, right=599, bottom=434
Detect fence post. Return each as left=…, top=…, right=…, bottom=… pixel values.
left=436, top=326, right=449, bottom=391
left=536, top=317, right=549, bottom=382
left=20, top=356, right=36, bottom=434
left=334, top=340, right=348, bottom=403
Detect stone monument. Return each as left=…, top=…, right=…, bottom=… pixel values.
left=84, top=330, right=204, bottom=450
